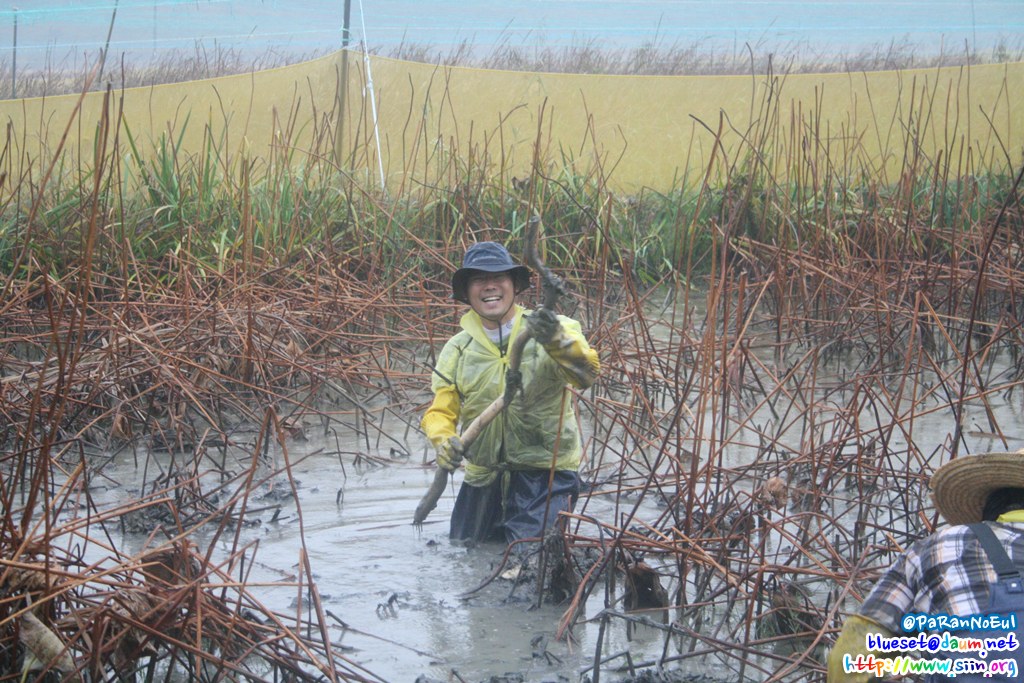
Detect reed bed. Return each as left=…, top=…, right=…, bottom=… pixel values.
left=0, top=57, right=1022, bottom=682
left=4, top=37, right=1023, bottom=99
left=469, top=36, right=1024, bottom=77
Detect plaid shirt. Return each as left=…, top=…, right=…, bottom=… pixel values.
left=859, top=520, right=1024, bottom=632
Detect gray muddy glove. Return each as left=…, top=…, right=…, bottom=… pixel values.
left=526, top=308, right=560, bottom=345
left=435, top=435, right=464, bottom=472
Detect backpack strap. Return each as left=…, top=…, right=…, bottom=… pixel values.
left=969, top=522, right=1024, bottom=591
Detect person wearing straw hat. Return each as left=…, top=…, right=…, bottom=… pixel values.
left=421, top=241, right=599, bottom=544
left=828, top=450, right=1024, bottom=682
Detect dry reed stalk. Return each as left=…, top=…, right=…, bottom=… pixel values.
left=0, top=432, right=384, bottom=680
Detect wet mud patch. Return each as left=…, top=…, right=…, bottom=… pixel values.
left=415, top=668, right=733, bottom=683
left=611, top=673, right=736, bottom=683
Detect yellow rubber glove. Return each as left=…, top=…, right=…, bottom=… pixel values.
left=435, top=435, right=464, bottom=472
left=828, top=613, right=893, bottom=683
left=422, top=384, right=460, bottom=445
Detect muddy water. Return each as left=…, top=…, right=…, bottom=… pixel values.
left=88, top=425, right=668, bottom=683
left=84, top=351, right=1024, bottom=682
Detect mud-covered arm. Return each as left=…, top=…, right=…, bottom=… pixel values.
left=541, top=315, right=600, bottom=390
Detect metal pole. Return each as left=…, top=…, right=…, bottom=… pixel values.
left=356, top=0, right=386, bottom=192
left=11, top=7, right=17, bottom=99
left=334, top=0, right=352, bottom=166
left=342, top=0, right=352, bottom=49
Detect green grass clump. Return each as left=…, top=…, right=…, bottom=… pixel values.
left=0, top=116, right=1018, bottom=290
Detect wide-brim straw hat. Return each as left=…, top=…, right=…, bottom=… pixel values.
left=930, top=451, right=1024, bottom=525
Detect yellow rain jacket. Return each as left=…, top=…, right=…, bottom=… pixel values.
left=421, top=305, right=599, bottom=488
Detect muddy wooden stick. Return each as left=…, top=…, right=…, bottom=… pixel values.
left=523, top=215, right=569, bottom=311
left=412, top=392, right=509, bottom=525
left=413, top=216, right=563, bottom=526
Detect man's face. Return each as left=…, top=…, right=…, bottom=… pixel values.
left=467, top=271, right=515, bottom=326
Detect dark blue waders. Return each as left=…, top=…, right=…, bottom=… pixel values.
left=449, top=470, right=580, bottom=546
left=928, top=523, right=1024, bottom=682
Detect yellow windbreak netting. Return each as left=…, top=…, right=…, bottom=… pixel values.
left=0, top=51, right=1019, bottom=194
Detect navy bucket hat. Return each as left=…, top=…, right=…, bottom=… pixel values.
left=451, top=242, right=532, bottom=303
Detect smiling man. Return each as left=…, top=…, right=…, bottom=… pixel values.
left=421, top=241, right=600, bottom=545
